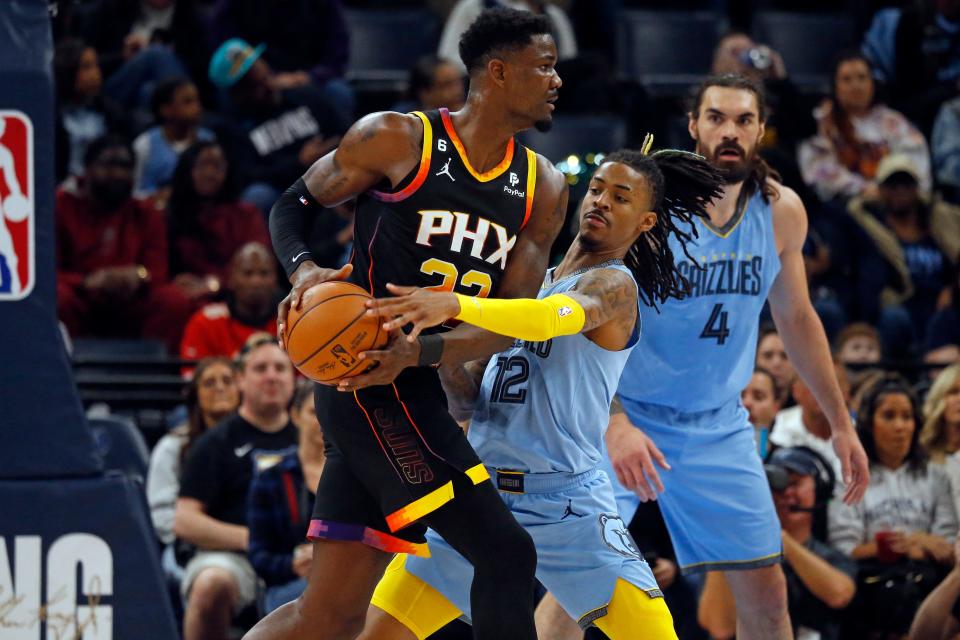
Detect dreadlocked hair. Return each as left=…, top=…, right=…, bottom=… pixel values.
left=603, top=144, right=723, bottom=308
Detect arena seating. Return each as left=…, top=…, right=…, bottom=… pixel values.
left=751, top=11, right=857, bottom=90
left=616, top=11, right=726, bottom=95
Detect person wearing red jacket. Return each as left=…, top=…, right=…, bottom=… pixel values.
left=56, top=135, right=192, bottom=352
left=180, top=242, right=278, bottom=372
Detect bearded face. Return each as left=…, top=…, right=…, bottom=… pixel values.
left=689, top=86, right=765, bottom=184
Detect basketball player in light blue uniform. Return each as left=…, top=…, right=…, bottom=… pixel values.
left=597, top=75, right=871, bottom=640
left=355, top=146, right=723, bottom=639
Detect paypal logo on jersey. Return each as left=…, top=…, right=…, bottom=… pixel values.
left=677, top=255, right=763, bottom=298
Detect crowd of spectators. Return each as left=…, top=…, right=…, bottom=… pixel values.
left=40, top=0, right=960, bottom=638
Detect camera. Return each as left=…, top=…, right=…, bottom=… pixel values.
left=740, top=46, right=773, bottom=71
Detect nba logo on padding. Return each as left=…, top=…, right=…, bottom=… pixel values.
left=0, top=111, right=34, bottom=301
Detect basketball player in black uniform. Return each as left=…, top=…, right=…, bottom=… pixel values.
left=245, top=9, right=568, bottom=640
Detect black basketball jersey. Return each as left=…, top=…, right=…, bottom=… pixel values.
left=349, top=108, right=537, bottom=305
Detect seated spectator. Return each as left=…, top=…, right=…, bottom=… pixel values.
left=180, top=242, right=278, bottom=368
left=207, top=38, right=347, bottom=215
left=438, top=0, right=577, bottom=74
left=933, top=96, right=960, bottom=202
left=757, top=325, right=796, bottom=394
left=710, top=31, right=813, bottom=157
left=908, top=538, right=960, bottom=640
left=847, top=154, right=960, bottom=350
left=861, top=1, right=960, bottom=136
left=72, top=0, right=209, bottom=110
left=921, top=364, right=960, bottom=463
left=248, top=380, right=326, bottom=613
left=836, top=322, right=883, bottom=399
left=925, top=344, right=960, bottom=386
left=741, top=367, right=783, bottom=459
left=56, top=134, right=193, bottom=352
left=699, top=447, right=856, bottom=640
left=174, top=333, right=297, bottom=640
left=836, top=322, right=882, bottom=366
left=210, top=0, right=353, bottom=122
left=798, top=51, right=931, bottom=204
left=393, top=55, right=466, bottom=114
left=922, top=364, right=960, bottom=523
left=53, top=39, right=131, bottom=182
left=133, top=77, right=214, bottom=201
left=926, top=259, right=960, bottom=357
left=771, top=360, right=851, bottom=494
left=167, top=141, right=269, bottom=293
left=829, top=374, right=958, bottom=638
left=147, top=355, right=240, bottom=579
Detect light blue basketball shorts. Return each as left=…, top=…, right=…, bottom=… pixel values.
left=404, top=467, right=663, bottom=627
left=605, top=396, right=782, bottom=574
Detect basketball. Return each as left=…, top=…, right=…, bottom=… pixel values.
left=284, top=281, right=387, bottom=384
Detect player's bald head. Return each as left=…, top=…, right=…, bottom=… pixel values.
left=231, top=242, right=274, bottom=270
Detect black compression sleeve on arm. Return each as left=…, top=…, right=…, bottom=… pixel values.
left=270, top=178, right=317, bottom=279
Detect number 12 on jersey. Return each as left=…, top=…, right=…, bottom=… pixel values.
left=700, top=303, right=731, bottom=345
left=490, top=355, right=529, bottom=404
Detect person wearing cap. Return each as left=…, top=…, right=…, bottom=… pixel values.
left=208, top=38, right=348, bottom=216
left=699, top=446, right=856, bottom=640
left=846, top=152, right=960, bottom=355
left=209, top=0, right=353, bottom=120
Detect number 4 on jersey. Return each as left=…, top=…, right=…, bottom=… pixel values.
left=700, top=303, right=731, bottom=345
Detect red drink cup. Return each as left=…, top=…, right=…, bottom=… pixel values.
left=875, top=531, right=903, bottom=564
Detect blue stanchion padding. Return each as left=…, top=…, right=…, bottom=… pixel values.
left=0, top=0, right=99, bottom=477
left=0, top=473, right=179, bottom=638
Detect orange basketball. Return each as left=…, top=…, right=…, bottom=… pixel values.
left=284, top=281, right=387, bottom=384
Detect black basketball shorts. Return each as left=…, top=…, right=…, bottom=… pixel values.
left=308, top=367, right=489, bottom=556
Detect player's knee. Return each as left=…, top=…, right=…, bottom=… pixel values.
left=287, top=592, right=368, bottom=639
left=188, top=568, right=238, bottom=612
left=306, top=603, right=367, bottom=639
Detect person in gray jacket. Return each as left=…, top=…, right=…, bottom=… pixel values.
left=829, top=373, right=958, bottom=636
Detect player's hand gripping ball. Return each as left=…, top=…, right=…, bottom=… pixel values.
left=284, top=281, right=388, bottom=384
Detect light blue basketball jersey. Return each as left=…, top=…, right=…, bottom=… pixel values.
left=617, top=189, right=781, bottom=412
left=469, top=263, right=639, bottom=474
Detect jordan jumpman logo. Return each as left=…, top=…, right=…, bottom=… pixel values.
left=561, top=499, right=586, bottom=520
left=436, top=157, right=455, bottom=181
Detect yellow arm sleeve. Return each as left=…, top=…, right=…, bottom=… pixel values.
left=453, top=293, right=586, bottom=341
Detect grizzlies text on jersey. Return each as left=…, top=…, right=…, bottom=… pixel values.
left=617, top=189, right=781, bottom=412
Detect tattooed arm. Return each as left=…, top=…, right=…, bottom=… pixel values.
left=272, top=112, right=424, bottom=333
left=565, top=267, right=638, bottom=350
left=439, top=359, right=490, bottom=422
left=369, top=266, right=638, bottom=352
